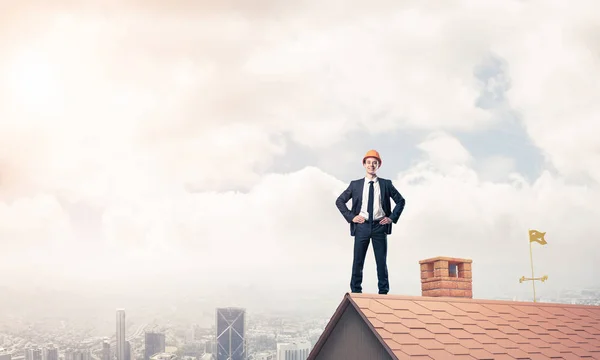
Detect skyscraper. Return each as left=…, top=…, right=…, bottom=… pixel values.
left=215, top=307, right=246, bottom=360
left=144, top=332, right=165, bottom=360
left=43, top=346, right=58, bottom=360
left=102, top=341, right=110, bottom=360
left=276, top=341, right=311, bottom=360
left=116, top=309, right=126, bottom=360
left=25, top=348, right=42, bottom=360
left=125, top=341, right=132, bottom=360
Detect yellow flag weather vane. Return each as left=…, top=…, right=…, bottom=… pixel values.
left=519, top=229, right=548, bottom=302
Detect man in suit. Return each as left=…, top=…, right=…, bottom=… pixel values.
left=335, top=150, right=406, bottom=294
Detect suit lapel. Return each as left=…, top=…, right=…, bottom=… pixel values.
left=354, top=179, right=363, bottom=209
left=379, top=178, right=385, bottom=206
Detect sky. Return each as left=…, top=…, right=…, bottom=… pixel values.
left=1, top=0, right=599, bottom=314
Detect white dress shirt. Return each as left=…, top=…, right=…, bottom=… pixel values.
left=359, top=176, right=385, bottom=220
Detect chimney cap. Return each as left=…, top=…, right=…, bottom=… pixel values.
left=419, top=256, right=472, bottom=264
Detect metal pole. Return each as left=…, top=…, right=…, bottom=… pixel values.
left=529, top=239, right=536, bottom=302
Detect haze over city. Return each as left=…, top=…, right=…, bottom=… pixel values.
left=1, top=0, right=599, bottom=324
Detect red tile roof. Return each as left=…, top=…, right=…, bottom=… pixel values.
left=309, top=293, right=600, bottom=359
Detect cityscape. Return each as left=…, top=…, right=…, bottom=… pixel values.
left=0, top=285, right=598, bottom=360
left=2, top=0, right=600, bottom=359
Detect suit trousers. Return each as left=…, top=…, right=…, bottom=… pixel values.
left=350, top=221, right=389, bottom=294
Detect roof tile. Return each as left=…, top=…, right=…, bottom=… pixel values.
left=448, top=329, right=472, bottom=340
left=527, top=353, right=553, bottom=360
left=390, top=333, right=419, bottom=345
left=400, top=318, right=427, bottom=329
left=378, top=299, right=431, bottom=315
left=382, top=322, right=411, bottom=334
left=514, top=342, right=541, bottom=354
left=376, top=313, right=403, bottom=323
left=383, top=339, right=404, bottom=351
left=368, top=300, right=395, bottom=314
left=417, top=301, right=468, bottom=315
left=369, top=317, right=385, bottom=328
left=491, top=355, right=518, bottom=360
left=473, top=320, right=499, bottom=330
left=545, top=341, right=572, bottom=352
left=443, top=344, right=469, bottom=355
left=486, top=339, right=519, bottom=354
left=570, top=346, right=595, bottom=357
left=527, top=338, right=552, bottom=348
left=435, top=318, right=463, bottom=329
left=424, top=324, right=450, bottom=334
left=467, top=348, right=496, bottom=359
left=579, top=341, right=600, bottom=352
left=505, top=333, right=529, bottom=344
left=433, top=334, right=460, bottom=345
left=409, top=329, right=435, bottom=340
left=375, top=328, right=393, bottom=339
left=483, top=342, right=513, bottom=353
left=470, top=333, right=497, bottom=345
left=559, top=352, right=585, bottom=360
left=528, top=324, right=550, bottom=335
left=340, top=293, right=600, bottom=360
left=395, top=344, right=428, bottom=356
left=351, top=297, right=371, bottom=309
left=417, top=314, right=443, bottom=325
left=455, top=338, right=483, bottom=349
left=461, top=324, right=486, bottom=334
left=391, top=309, right=419, bottom=319
left=484, top=329, right=509, bottom=339
left=423, top=349, right=453, bottom=358
left=496, top=324, right=519, bottom=335
left=503, top=346, right=531, bottom=358
left=416, top=339, right=445, bottom=350
left=361, top=308, right=377, bottom=318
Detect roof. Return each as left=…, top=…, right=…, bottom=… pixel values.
left=309, top=293, right=600, bottom=359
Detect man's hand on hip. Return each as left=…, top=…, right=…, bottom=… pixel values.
left=379, top=217, right=392, bottom=225
left=352, top=215, right=366, bottom=223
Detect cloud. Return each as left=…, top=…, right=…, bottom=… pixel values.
left=2, top=138, right=598, bottom=305
left=0, top=0, right=599, bottom=310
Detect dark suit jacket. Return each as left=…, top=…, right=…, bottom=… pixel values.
left=335, top=177, right=406, bottom=236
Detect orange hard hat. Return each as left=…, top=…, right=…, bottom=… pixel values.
left=362, top=149, right=382, bottom=165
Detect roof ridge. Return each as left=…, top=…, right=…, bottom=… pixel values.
left=348, top=292, right=600, bottom=309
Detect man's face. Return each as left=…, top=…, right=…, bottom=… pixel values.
left=363, top=157, right=379, bottom=175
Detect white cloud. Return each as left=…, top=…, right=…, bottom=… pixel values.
left=0, top=0, right=599, bottom=309
left=477, top=155, right=517, bottom=182
left=417, top=132, right=473, bottom=171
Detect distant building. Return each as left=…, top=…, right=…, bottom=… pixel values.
left=204, top=340, right=215, bottom=355
left=148, top=354, right=176, bottom=360
left=276, top=341, right=311, bottom=360
left=125, top=341, right=132, bottom=360
left=116, top=309, right=126, bottom=360
left=64, top=349, right=90, bottom=360
left=253, top=353, right=274, bottom=360
left=215, top=307, right=246, bottom=360
left=144, top=333, right=166, bottom=360
left=43, top=346, right=58, bottom=360
left=0, top=350, right=11, bottom=360
left=102, top=341, right=111, bottom=360
left=25, top=348, right=41, bottom=360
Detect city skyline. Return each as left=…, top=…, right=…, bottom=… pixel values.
left=1, top=0, right=599, bottom=317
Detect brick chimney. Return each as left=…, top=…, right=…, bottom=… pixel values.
left=419, top=256, right=472, bottom=298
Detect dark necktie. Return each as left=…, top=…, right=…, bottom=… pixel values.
left=367, top=180, right=374, bottom=222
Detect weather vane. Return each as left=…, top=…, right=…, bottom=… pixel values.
left=519, top=229, right=548, bottom=302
